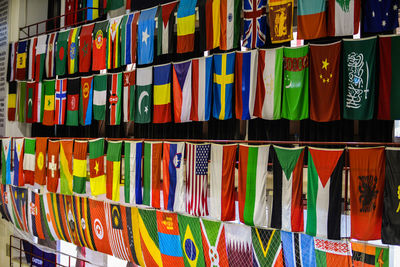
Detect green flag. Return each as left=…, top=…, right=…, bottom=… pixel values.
left=137, top=208, right=162, bottom=266
left=282, top=45, right=309, bottom=120
left=93, top=74, right=107, bottom=121
left=343, top=37, right=377, bottom=120
left=106, top=141, right=122, bottom=202
left=135, top=67, right=152, bottom=123
left=18, top=81, right=26, bottom=122
left=252, top=228, right=283, bottom=266
left=55, top=30, right=70, bottom=76
left=106, top=0, right=124, bottom=12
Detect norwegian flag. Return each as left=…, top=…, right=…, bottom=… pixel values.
left=243, top=0, right=267, bottom=48
left=54, top=79, right=67, bottom=125
left=186, top=143, right=210, bottom=216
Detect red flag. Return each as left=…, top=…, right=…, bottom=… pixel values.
left=54, top=79, right=67, bottom=125
left=65, top=0, right=76, bottom=26
left=47, top=140, right=60, bottom=193
left=34, top=137, right=48, bottom=185
left=79, top=24, right=94, bottom=73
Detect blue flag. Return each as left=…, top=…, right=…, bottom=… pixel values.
left=138, top=7, right=158, bottom=65
left=363, top=0, right=399, bottom=33
left=281, top=231, right=316, bottom=267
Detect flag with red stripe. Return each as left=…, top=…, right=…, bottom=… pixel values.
left=54, top=79, right=67, bottom=125
left=106, top=73, right=122, bottom=125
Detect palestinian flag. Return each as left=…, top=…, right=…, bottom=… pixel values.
left=1, top=138, right=11, bottom=185
left=89, top=138, right=106, bottom=196
left=106, top=141, right=122, bottom=202
left=72, top=196, right=97, bottom=250
left=124, top=206, right=145, bottom=266
left=225, top=223, right=253, bottom=267
left=123, top=70, right=135, bottom=122
left=143, top=142, right=162, bottom=209
left=306, top=147, right=344, bottom=240
left=72, top=141, right=88, bottom=194
left=60, top=140, right=74, bottom=195
left=200, top=218, right=229, bottom=267
left=27, top=190, right=45, bottom=239
left=106, top=73, right=122, bottom=125
left=42, top=79, right=55, bottom=126
left=351, top=242, right=389, bottom=267
left=25, top=81, right=35, bottom=123
left=314, top=238, right=352, bottom=267
left=138, top=208, right=163, bottom=266
left=88, top=198, right=113, bottom=255
left=7, top=81, right=16, bottom=121
left=238, top=144, right=270, bottom=226
left=23, top=138, right=35, bottom=185
left=93, top=74, right=107, bottom=121
left=34, top=137, right=48, bottom=185
left=157, top=2, right=177, bottom=55
left=67, top=27, right=81, bottom=74
left=79, top=76, right=93, bottom=126
left=252, top=228, right=283, bottom=267
left=271, top=145, right=304, bottom=232
left=55, top=30, right=69, bottom=76
left=46, top=140, right=60, bottom=193
left=92, top=20, right=108, bottom=71
left=66, top=77, right=80, bottom=126
left=124, top=141, right=143, bottom=204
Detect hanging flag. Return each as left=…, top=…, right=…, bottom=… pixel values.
left=7, top=42, right=17, bottom=82
left=314, top=238, right=352, bottom=267
left=281, top=232, right=316, bottom=267
left=138, top=208, right=163, bottom=266
left=35, top=35, right=47, bottom=82
left=153, top=63, right=172, bottom=123
left=93, top=74, right=107, bottom=121
left=107, top=16, right=122, bottom=69
left=68, top=27, right=81, bottom=74
left=64, top=194, right=80, bottom=245
left=122, top=206, right=145, bottom=266
left=157, top=2, right=177, bottom=55
left=225, top=223, right=253, bottom=267
left=163, top=142, right=185, bottom=212
left=66, top=77, right=80, bottom=126
left=65, top=0, right=76, bottom=26
left=0, top=185, right=12, bottom=221
left=220, top=0, right=240, bottom=50
left=23, top=138, right=35, bottom=185
left=42, top=79, right=55, bottom=126
left=306, top=147, right=344, bottom=240
left=7, top=82, right=16, bottom=121
left=106, top=72, right=122, bottom=125
left=271, top=145, right=304, bottom=232
left=349, top=147, right=385, bottom=240
left=282, top=45, right=309, bottom=120
left=34, top=137, right=47, bottom=185
left=16, top=40, right=28, bottom=80
left=87, top=0, right=104, bottom=20
left=55, top=30, right=69, bottom=76
left=54, top=79, right=67, bottom=125
left=10, top=186, right=29, bottom=231
left=79, top=24, right=94, bottom=73
left=28, top=37, right=37, bottom=81
left=13, top=138, right=24, bottom=186
left=309, top=42, right=341, bottom=122
left=80, top=76, right=93, bottom=126
left=105, top=0, right=124, bottom=11
left=363, top=0, right=398, bottom=33
left=205, top=0, right=220, bottom=50
left=173, top=60, right=192, bottom=123
left=60, top=140, right=74, bottom=195
left=45, top=33, right=57, bottom=78
left=243, top=0, right=267, bottom=48
left=25, top=81, right=35, bottom=123
left=123, top=70, right=135, bottom=122
left=235, top=50, right=258, bottom=120
left=343, top=37, right=377, bottom=120
left=138, top=6, right=157, bottom=65
left=269, top=0, right=293, bottom=43
left=92, top=20, right=108, bottom=71
left=186, top=143, right=210, bottom=216
left=46, top=140, right=60, bottom=193
left=213, top=52, right=235, bottom=120
left=209, top=144, right=236, bottom=221
left=176, top=0, right=197, bottom=53
left=106, top=141, right=122, bottom=202
left=191, top=56, right=213, bottom=121
left=124, top=141, right=143, bottom=204
left=297, top=0, right=327, bottom=40
left=89, top=138, right=106, bottom=196
left=53, top=193, right=74, bottom=243
left=16, top=81, right=26, bottom=123
left=143, top=142, right=162, bottom=209
left=254, top=48, right=283, bottom=120
left=27, top=190, right=46, bottom=239
left=72, top=141, right=88, bottom=194
left=378, top=35, right=400, bottom=120
left=71, top=196, right=96, bottom=249
left=328, top=0, right=361, bottom=36
left=135, top=67, right=152, bottom=123
left=351, top=242, right=389, bottom=266
left=33, top=82, right=44, bottom=123
left=200, top=218, right=229, bottom=267
left=252, top=228, right=284, bottom=267
left=156, top=211, right=185, bottom=266
left=120, top=12, right=140, bottom=65
left=238, top=144, right=269, bottom=226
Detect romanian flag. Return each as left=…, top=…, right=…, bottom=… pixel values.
left=177, top=0, right=197, bottom=53
left=68, top=27, right=81, bottom=74
left=72, top=141, right=88, bottom=194
left=106, top=141, right=122, bottom=202
left=153, top=63, right=172, bottom=123
left=42, top=79, right=55, bottom=126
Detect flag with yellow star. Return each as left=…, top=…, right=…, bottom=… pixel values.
left=309, top=41, right=341, bottom=122
left=89, top=138, right=106, bottom=196
left=42, top=79, right=56, bottom=126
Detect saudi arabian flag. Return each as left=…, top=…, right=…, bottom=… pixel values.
left=93, top=74, right=107, bottom=121
left=238, top=144, right=270, bottom=226
left=282, top=45, right=309, bottom=120
left=106, top=141, right=122, bottom=202
left=306, top=147, right=344, bottom=240
left=135, top=67, right=152, bottom=124
left=55, top=30, right=70, bottom=76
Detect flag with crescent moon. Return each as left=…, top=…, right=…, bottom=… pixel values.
left=135, top=67, right=152, bottom=124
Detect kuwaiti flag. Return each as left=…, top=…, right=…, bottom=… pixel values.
left=162, top=142, right=185, bottom=212
left=190, top=56, right=213, bottom=121
left=138, top=6, right=158, bottom=65
left=271, top=145, right=304, bottom=232
left=327, top=0, right=361, bottom=36
left=238, top=144, right=269, bottom=226
left=143, top=141, right=162, bottom=209
left=306, top=147, right=344, bottom=240
left=28, top=37, right=37, bottom=81
left=54, top=79, right=67, bottom=125
left=235, top=50, right=258, bottom=120
left=45, top=32, right=57, bottom=78
left=173, top=60, right=192, bottom=123
left=124, top=141, right=143, bottom=205
left=254, top=48, right=284, bottom=120
left=209, top=144, right=236, bottom=221
left=157, top=1, right=178, bottom=55
left=153, top=63, right=172, bottom=123
left=13, top=139, right=24, bottom=186
left=35, top=35, right=47, bottom=82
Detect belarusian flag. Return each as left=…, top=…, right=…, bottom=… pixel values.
left=106, top=141, right=122, bottom=201
left=107, top=16, right=122, bottom=69
left=35, top=35, right=47, bottom=82
left=34, top=137, right=48, bottom=185
left=60, top=140, right=74, bottom=195
left=33, top=82, right=44, bottom=123
left=42, top=79, right=55, bottom=126
left=157, top=2, right=177, bottom=55
left=314, top=238, right=352, bottom=267
left=306, top=147, right=344, bottom=240
left=1, top=138, right=11, bottom=185
left=25, top=81, right=35, bottom=123
left=79, top=76, right=93, bottom=126
left=220, top=0, right=241, bottom=50
left=93, top=74, right=107, bottom=121
left=135, top=67, right=152, bottom=124
left=45, top=32, right=57, bottom=78
left=13, top=138, right=24, bottom=186
left=143, top=142, right=162, bottom=209
left=254, top=48, right=283, bottom=120
left=124, top=141, right=143, bottom=204
left=23, top=138, right=36, bottom=185
left=72, top=141, right=88, bottom=194
left=209, top=144, right=236, bottom=221
left=271, top=145, right=304, bottom=232
left=55, top=30, right=69, bottom=76
left=67, top=27, right=81, bottom=74
left=66, top=77, right=80, bottom=126
left=92, top=20, right=108, bottom=71
left=123, top=70, right=135, bottom=122
left=89, top=138, right=106, bottom=196
left=106, top=73, right=122, bottom=125
left=46, top=140, right=60, bottom=193
left=238, top=144, right=270, bottom=226
left=327, top=0, right=360, bottom=36
left=120, top=12, right=140, bottom=65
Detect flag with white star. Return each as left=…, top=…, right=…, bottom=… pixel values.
left=138, top=6, right=158, bottom=65
left=363, top=0, right=399, bottom=33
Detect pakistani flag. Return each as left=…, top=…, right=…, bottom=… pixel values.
left=93, top=74, right=107, bottom=121
left=135, top=67, right=152, bottom=123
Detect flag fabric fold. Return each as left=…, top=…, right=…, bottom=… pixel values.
left=66, top=77, right=80, bottom=126
left=138, top=7, right=158, bottom=65
left=243, top=0, right=267, bottom=48
left=124, top=141, right=143, bottom=204
left=106, top=73, right=122, bottom=126
left=106, top=141, right=123, bottom=202
left=135, top=67, right=152, bottom=123
left=60, top=140, right=74, bottom=195
left=79, top=24, right=94, bottom=73
left=191, top=56, right=213, bottom=121
left=46, top=140, right=60, bottom=193
left=92, top=21, right=108, bottom=71
left=93, top=74, right=107, bottom=121
left=72, top=141, right=88, bottom=194
left=80, top=76, right=93, bottom=126
left=89, top=138, right=106, bottom=196
left=34, top=137, right=48, bottom=185
left=143, top=142, right=162, bottom=209
left=269, top=0, right=294, bottom=43
left=173, top=60, right=192, bottom=123
left=177, top=0, right=197, bottom=53
left=120, top=12, right=140, bottom=65
left=297, top=0, right=327, bottom=40
left=328, top=0, right=360, bottom=36
left=123, top=70, right=135, bottom=122
left=153, top=63, right=172, bottom=123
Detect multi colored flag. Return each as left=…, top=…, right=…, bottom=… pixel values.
left=200, top=218, right=229, bottom=267
left=60, top=140, right=74, bottom=195
left=72, top=141, right=88, bottom=194
left=80, top=76, right=93, bottom=126
left=28, top=37, right=37, bottom=80
left=123, top=70, right=135, bottom=122
left=46, top=140, right=60, bottom=193
left=327, top=0, right=361, bottom=36
left=205, top=0, right=220, bottom=50
left=93, top=74, right=107, bottom=121
left=225, top=223, right=254, bottom=267
left=27, top=190, right=45, bottom=239
left=351, top=242, right=389, bottom=267
left=143, top=142, right=162, bottom=208
left=135, top=67, right=152, bottom=123
left=7, top=82, right=16, bottom=121
left=297, top=0, right=327, bottom=40
left=7, top=42, right=17, bottom=82
left=68, top=27, right=81, bottom=74
left=173, top=60, right=192, bottom=123
left=66, top=77, right=80, bottom=126
left=124, top=141, right=143, bottom=204
left=269, top=0, right=293, bottom=43
left=16, top=40, right=28, bottom=80
left=33, top=81, right=44, bottom=123
left=106, top=141, right=122, bottom=202
left=243, top=0, right=267, bottom=48
left=92, top=21, right=108, bottom=71
left=42, top=79, right=55, bottom=126
left=123, top=206, right=145, bottom=266
left=89, top=138, right=106, bottom=196
left=45, top=33, right=57, bottom=78
left=153, top=63, right=172, bottom=123
left=120, top=12, right=140, bottom=65
left=314, top=238, right=352, bottom=267
left=55, top=30, right=69, bottom=76
left=35, top=35, right=47, bottom=82
left=23, top=138, right=35, bottom=185
left=25, top=82, right=35, bottom=123
left=34, top=137, right=48, bottom=185
left=79, top=24, right=94, bottom=73
left=13, top=138, right=24, bottom=186
left=107, top=16, right=122, bottom=69
left=157, top=2, right=177, bottom=55
left=16, top=81, right=26, bottom=123
left=138, top=7, right=157, bottom=65
left=176, top=0, right=197, bottom=53
left=106, top=73, right=122, bottom=125
left=54, top=78, right=67, bottom=125
left=281, top=232, right=316, bottom=267
left=252, top=228, right=284, bottom=266
left=363, top=0, right=398, bottom=33
left=220, top=0, right=241, bottom=50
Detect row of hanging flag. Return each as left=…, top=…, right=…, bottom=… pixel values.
left=0, top=184, right=390, bottom=267
left=2, top=137, right=400, bottom=244
left=8, top=34, right=400, bottom=125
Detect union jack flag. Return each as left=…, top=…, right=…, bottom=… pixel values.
left=54, top=79, right=67, bottom=125
left=243, top=0, right=267, bottom=48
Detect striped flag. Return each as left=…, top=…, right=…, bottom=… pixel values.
left=186, top=143, right=210, bottom=216
left=7, top=82, right=16, bottom=121
left=107, top=16, right=122, bottom=69
left=106, top=141, right=122, bottom=202
left=13, top=138, right=24, bottom=186
left=7, top=42, right=17, bottom=82
left=89, top=138, right=106, bottom=196
left=123, top=70, right=135, bottom=122
left=281, top=231, right=316, bottom=267
left=25, top=82, right=35, bottom=123
left=328, top=0, right=361, bottom=36
left=34, top=36, right=46, bottom=81
left=143, top=142, right=162, bottom=208
left=42, top=79, right=55, bottom=126
left=153, top=63, right=172, bottom=123
left=16, top=40, right=28, bottom=80
left=28, top=37, right=37, bottom=80
left=27, top=189, right=45, bottom=239
left=23, top=138, right=35, bottom=185
left=66, top=77, right=80, bottom=126
left=72, top=196, right=96, bottom=250
left=157, top=2, right=177, bottom=55
left=93, top=74, right=107, bottom=121
left=177, top=0, right=196, bottom=53
left=106, top=73, right=122, bottom=125
left=120, top=12, right=140, bottom=65
left=123, top=206, right=145, bottom=266
left=220, top=0, right=241, bottom=50
left=45, top=32, right=57, bottom=78
left=124, top=141, right=143, bottom=205
left=16, top=81, right=26, bottom=122
left=54, top=79, right=67, bottom=125
left=72, top=141, right=88, bottom=194
left=205, top=0, right=220, bottom=50
left=68, top=27, right=81, bottom=74
left=60, top=140, right=74, bottom=195
left=173, top=60, right=192, bottom=123
left=79, top=76, right=93, bottom=126
left=33, top=82, right=44, bottom=123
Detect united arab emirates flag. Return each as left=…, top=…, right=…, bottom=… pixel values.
left=271, top=145, right=304, bottom=232
left=55, top=30, right=70, bottom=76
left=89, top=138, right=106, bottom=196
left=93, top=74, right=107, bottom=121
left=135, top=67, right=152, bottom=124
left=306, top=147, right=344, bottom=240
left=72, top=141, right=88, bottom=194
left=42, top=79, right=55, bottom=126
left=106, top=141, right=122, bottom=202
left=106, top=73, right=122, bottom=125
left=66, top=77, right=80, bottom=126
